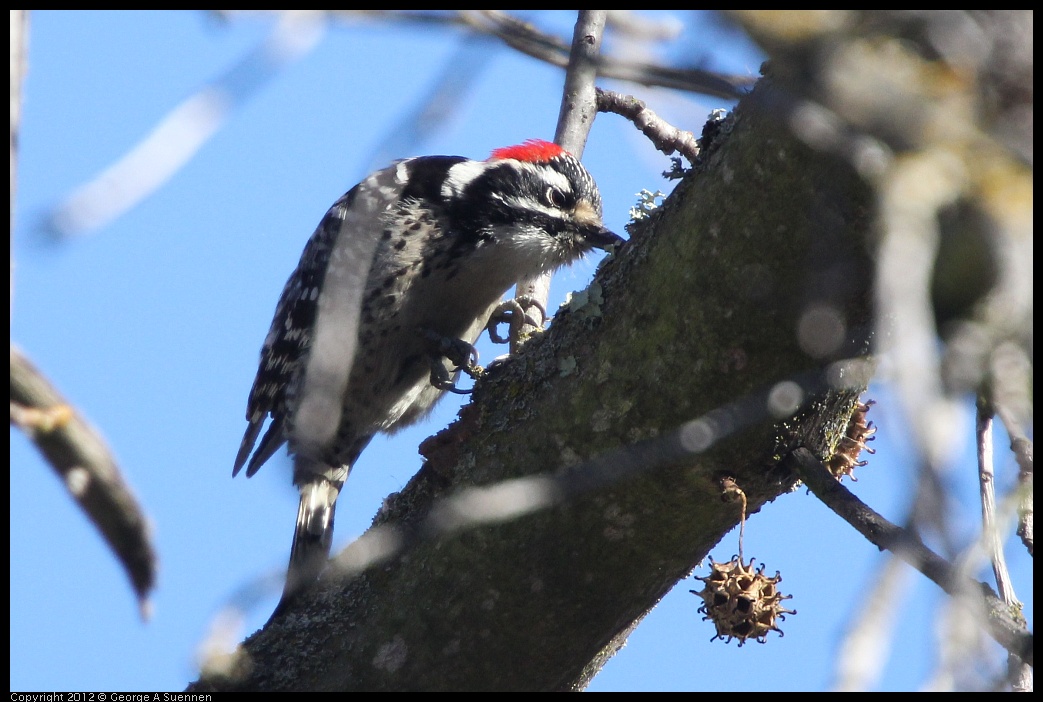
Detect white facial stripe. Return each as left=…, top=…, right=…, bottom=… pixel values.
left=526, top=164, right=572, bottom=195
left=506, top=162, right=576, bottom=221
left=443, top=156, right=594, bottom=224
left=500, top=194, right=561, bottom=220
left=442, top=160, right=490, bottom=200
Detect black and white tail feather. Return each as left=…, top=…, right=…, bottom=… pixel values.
left=233, top=140, right=621, bottom=610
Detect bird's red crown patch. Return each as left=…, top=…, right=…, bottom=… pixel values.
left=489, top=139, right=565, bottom=163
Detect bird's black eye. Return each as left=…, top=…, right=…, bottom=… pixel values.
left=544, top=186, right=568, bottom=209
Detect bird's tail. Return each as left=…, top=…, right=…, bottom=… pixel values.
left=279, top=476, right=342, bottom=607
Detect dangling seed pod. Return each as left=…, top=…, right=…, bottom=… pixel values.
left=826, top=399, right=877, bottom=481
left=691, top=556, right=795, bottom=646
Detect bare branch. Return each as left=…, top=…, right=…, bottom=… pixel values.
left=553, top=11, right=606, bottom=156
left=975, top=396, right=1031, bottom=688
left=976, top=399, right=1015, bottom=604
left=595, top=88, right=700, bottom=163
left=513, top=11, right=607, bottom=352
left=789, top=447, right=1032, bottom=666
left=10, top=344, right=157, bottom=611
left=991, top=349, right=1034, bottom=557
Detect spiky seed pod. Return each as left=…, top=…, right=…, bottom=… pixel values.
left=826, top=399, right=877, bottom=481
left=691, top=556, right=795, bottom=646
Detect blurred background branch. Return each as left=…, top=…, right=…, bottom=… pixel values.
left=11, top=9, right=156, bottom=611
left=11, top=345, right=157, bottom=609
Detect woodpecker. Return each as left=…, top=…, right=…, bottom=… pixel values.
left=234, top=139, right=621, bottom=605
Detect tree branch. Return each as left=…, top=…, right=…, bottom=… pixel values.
left=992, top=378, right=1034, bottom=558
left=595, top=88, right=700, bottom=163
left=513, top=11, right=607, bottom=350
left=788, top=447, right=1032, bottom=666
left=10, top=345, right=157, bottom=611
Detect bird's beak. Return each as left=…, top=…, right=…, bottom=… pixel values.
left=583, top=225, right=625, bottom=251
left=573, top=200, right=624, bottom=251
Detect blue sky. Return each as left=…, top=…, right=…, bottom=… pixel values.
left=10, top=10, right=1031, bottom=692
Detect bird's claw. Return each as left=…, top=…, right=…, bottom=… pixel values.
left=486, top=296, right=548, bottom=344
left=423, top=329, right=483, bottom=394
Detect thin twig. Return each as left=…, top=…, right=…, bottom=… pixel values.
left=512, top=11, right=607, bottom=352
left=595, top=88, right=700, bottom=163
left=789, top=447, right=1032, bottom=666
left=994, top=401, right=1034, bottom=557
left=554, top=12, right=605, bottom=156
left=976, top=398, right=1016, bottom=604
left=980, top=396, right=1034, bottom=690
